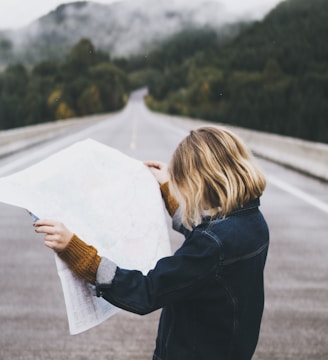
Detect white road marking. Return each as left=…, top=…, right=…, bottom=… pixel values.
left=130, top=117, right=137, bottom=150
left=268, top=175, right=328, bottom=214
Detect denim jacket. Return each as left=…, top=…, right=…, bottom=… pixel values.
left=95, top=198, right=269, bottom=360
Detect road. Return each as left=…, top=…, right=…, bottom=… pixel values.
left=0, top=89, right=327, bottom=359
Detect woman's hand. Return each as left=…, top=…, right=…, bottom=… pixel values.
left=144, top=161, right=170, bottom=185
left=34, top=219, right=73, bottom=252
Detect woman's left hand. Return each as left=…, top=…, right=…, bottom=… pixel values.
left=34, top=219, right=73, bottom=252
left=144, top=161, right=169, bottom=185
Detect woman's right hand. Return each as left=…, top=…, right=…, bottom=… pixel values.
left=144, top=161, right=169, bottom=185
left=34, top=219, right=74, bottom=252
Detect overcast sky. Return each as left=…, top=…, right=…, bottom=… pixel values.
left=0, top=0, right=283, bottom=30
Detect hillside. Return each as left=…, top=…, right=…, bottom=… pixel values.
left=0, top=0, right=238, bottom=67
left=143, top=0, right=328, bottom=143
left=218, top=0, right=328, bottom=74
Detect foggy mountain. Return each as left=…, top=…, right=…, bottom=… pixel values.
left=0, top=0, right=247, bottom=66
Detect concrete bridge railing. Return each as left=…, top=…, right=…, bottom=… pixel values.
left=1, top=114, right=327, bottom=182
left=0, top=114, right=109, bottom=159
left=159, top=114, right=328, bottom=182
left=230, top=126, right=328, bottom=182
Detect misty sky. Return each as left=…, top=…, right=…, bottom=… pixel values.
left=0, top=0, right=283, bottom=30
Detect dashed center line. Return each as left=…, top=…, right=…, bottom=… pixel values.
left=130, top=117, right=137, bottom=150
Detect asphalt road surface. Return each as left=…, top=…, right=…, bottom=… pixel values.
left=1, top=89, right=327, bottom=359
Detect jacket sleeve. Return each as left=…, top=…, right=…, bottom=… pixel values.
left=96, top=230, right=220, bottom=315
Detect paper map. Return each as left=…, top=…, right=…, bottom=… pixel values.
left=0, top=139, right=171, bottom=334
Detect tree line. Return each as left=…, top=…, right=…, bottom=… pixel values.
left=0, top=38, right=128, bottom=130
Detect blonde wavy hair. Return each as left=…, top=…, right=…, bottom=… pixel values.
left=168, top=126, right=266, bottom=229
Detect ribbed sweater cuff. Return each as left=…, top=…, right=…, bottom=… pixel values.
left=58, top=234, right=101, bottom=284
left=160, top=181, right=179, bottom=217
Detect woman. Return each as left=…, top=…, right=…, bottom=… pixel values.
left=35, top=126, right=269, bottom=360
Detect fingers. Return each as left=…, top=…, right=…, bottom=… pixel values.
left=34, top=224, right=56, bottom=235
left=144, top=161, right=166, bottom=170
left=34, top=221, right=60, bottom=238
left=34, top=219, right=73, bottom=252
left=144, top=161, right=170, bottom=184
left=43, top=234, right=59, bottom=250
left=34, top=219, right=56, bottom=228
left=43, top=233, right=67, bottom=251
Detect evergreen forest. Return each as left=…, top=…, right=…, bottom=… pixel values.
left=0, top=0, right=327, bottom=143
left=0, top=39, right=128, bottom=129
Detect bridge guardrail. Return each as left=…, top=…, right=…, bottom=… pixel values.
left=0, top=114, right=110, bottom=158
left=159, top=114, right=328, bottom=182
left=231, top=126, right=328, bottom=182
left=1, top=113, right=327, bottom=181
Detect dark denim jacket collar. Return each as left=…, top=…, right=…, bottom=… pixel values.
left=202, top=198, right=260, bottom=223
left=230, top=197, right=260, bottom=215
